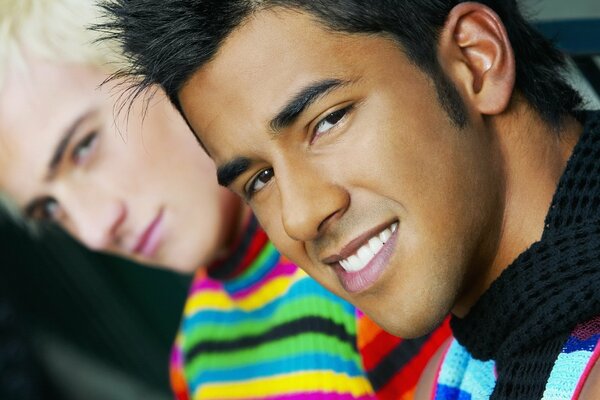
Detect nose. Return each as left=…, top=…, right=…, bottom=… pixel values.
left=277, top=162, right=349, bottom=242
left=62, top=192, right=128, bottom=252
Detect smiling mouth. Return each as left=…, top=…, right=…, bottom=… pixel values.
left=339, top=222, right=398, bottom=272
left=326, top=220, right=399, bottom=294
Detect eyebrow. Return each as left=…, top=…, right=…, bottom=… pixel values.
left=216, top=78, right=350, bottom=189
left=46, top=109, right=94, bottom=180
left=217, top=157, right=251, bottom=188
left=269, top=78, right=350, bottom=132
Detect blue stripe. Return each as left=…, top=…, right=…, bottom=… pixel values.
left=189, top=352, right=364, bottom=390
left=435, top=384, right=472, bottom=400
left=563, top=333, right=600, bottom=354
left=183, top=277, right=355, bottom=330
left=222, top=246, right=281, bottom=294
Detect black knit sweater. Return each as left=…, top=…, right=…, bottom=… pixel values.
left=451, top=111, right=600, bottom=399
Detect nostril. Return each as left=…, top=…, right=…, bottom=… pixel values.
left=317, top=209, right=341, bottom=234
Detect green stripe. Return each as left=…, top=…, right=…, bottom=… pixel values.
left=226, top=242, right=278, bottom=288
left=183, top=295, right=356, bottom=350
left=185, top=332, right=361, bottom=377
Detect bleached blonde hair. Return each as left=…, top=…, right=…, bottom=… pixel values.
left=0, top=0, right=124, bottom=93
left=0, top=0, right=124, bottom=224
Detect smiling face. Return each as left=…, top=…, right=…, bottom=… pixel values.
left=0, top=59, right=240, bottom=273
left=179, top=9, right=507, bottom=336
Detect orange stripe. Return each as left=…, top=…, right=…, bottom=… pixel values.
left=357, top=314, right=388, bottom=349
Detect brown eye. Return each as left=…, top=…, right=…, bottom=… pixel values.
left=313, top=106, right=351, bottom=138
left=26, top=197, right=61, bottom=221
left=248, top=168, right=274, bottom=197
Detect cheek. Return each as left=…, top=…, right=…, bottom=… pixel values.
left=257, top=209, right=313, bottom=268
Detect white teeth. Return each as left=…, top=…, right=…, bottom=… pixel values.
left=379, top=228, right=391, bottom=243
left=347, top=255, right=363, bottom=271
left=338, top=223, right=397, bottom=273
left=368, top=237, right=383, bottom=254
left=357, top=246, right=374, bottom=264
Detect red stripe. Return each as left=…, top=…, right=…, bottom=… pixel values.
left=227, top=228, right=269, bottom=277
left=360, top=330, right=403, bottom=371
left=375, top=318, right=452, bottom=399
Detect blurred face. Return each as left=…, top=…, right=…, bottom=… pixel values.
left=0, top=59, right=239, bottom=273
left=179, top=10, right=505, bottom=336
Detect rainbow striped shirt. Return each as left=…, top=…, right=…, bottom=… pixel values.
left=170, top=217, right=451, bottom=399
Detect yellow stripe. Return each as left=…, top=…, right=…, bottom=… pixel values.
left=194, top=371, right=374, bottom=399
left=184, top=269, right=305, bottom=315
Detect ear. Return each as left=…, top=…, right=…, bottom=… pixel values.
left=437, top=2, right=516, bottom=116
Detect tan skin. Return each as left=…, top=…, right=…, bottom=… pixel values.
left=178, top=4, right=597, bottom=396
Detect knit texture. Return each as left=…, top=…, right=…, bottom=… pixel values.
left=435, top=340, right=496, bottom=399
left=170, top=216, right=451, bottom=399
left=358, top=312, right=451, bottom=399
left=450, top=111, right=600, bottom=399
left=542, top=315, right=600, bottom=399
left=171, top=217, right=373, bottom=399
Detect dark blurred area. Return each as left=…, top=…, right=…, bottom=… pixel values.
left=0, top=212, right=190, bottom=399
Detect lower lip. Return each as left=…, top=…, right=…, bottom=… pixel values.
left=135, top=210, right=165, bottom=258
left=335, top=225, right=399, bottom=294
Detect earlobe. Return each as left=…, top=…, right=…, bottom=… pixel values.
left=437, top=2, right=516, bottom=116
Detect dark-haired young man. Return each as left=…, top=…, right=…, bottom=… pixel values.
left=102, top=0, right=600, bottom=398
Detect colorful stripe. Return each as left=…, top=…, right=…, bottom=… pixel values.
left=171, top=220, right=374, bottom=399
left=171, top=216, right=452, bottom=399
left=434, top=339, right=496, bottom=399
left=433, top=315, right=600, bottom=400
left=543, top=315, right=600, bottom=399
left=357, top=312, right=452, bottom=399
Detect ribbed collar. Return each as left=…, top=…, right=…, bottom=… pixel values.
left=205, top=214, right=268, bottom=281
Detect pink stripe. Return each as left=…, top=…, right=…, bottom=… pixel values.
left=169, top=344, right=183, bottom=366
left=229, top=261, right=298, bottom=300
left=190, top=277, right=223, bottom=293
left=263, top=393, right=376, bottom=400
left=572, top=337, right=600, bottom=399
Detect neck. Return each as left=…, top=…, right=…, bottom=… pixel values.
left=212, top=194, right=253, bottom=262
left=453, top=100, right=583, bottom=317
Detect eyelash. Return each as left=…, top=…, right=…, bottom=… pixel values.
left=243, top=105, right=354, bottom=199
left=25, top=131, right=99, bottom=222
left=245, top=168, right=274, bottom=200
left=311, top=104, right=353, bottom=142
left=26, top=197, right=61, bottom=222
left=72, top=131, right=99, bottom=165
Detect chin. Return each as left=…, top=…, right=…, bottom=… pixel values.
left=166, top=259, right=199, bottom=275
left=370, top=306, right=447, bottom=339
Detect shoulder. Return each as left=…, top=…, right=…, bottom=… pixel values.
left=414, top=337, right=453, bottom=400
left=579, top=357, right=600, bottom=400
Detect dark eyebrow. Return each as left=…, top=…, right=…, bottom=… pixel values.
left=46, top=109, right=94, bottom=180
left=269, top=78, right=349, bottom=132
left=216, top=157, right=251, bottom=188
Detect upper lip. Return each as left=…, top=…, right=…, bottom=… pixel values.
left=132, top=208, right=164, bottom=254
left=321, top=219, right=398, bottom=264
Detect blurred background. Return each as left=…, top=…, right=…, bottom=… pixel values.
left=1, top=1, right=599, bottom=399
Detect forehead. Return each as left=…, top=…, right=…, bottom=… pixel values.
left=0, top=59, right=105, bottom=205
left=179, top=9, right=407, bottom=160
